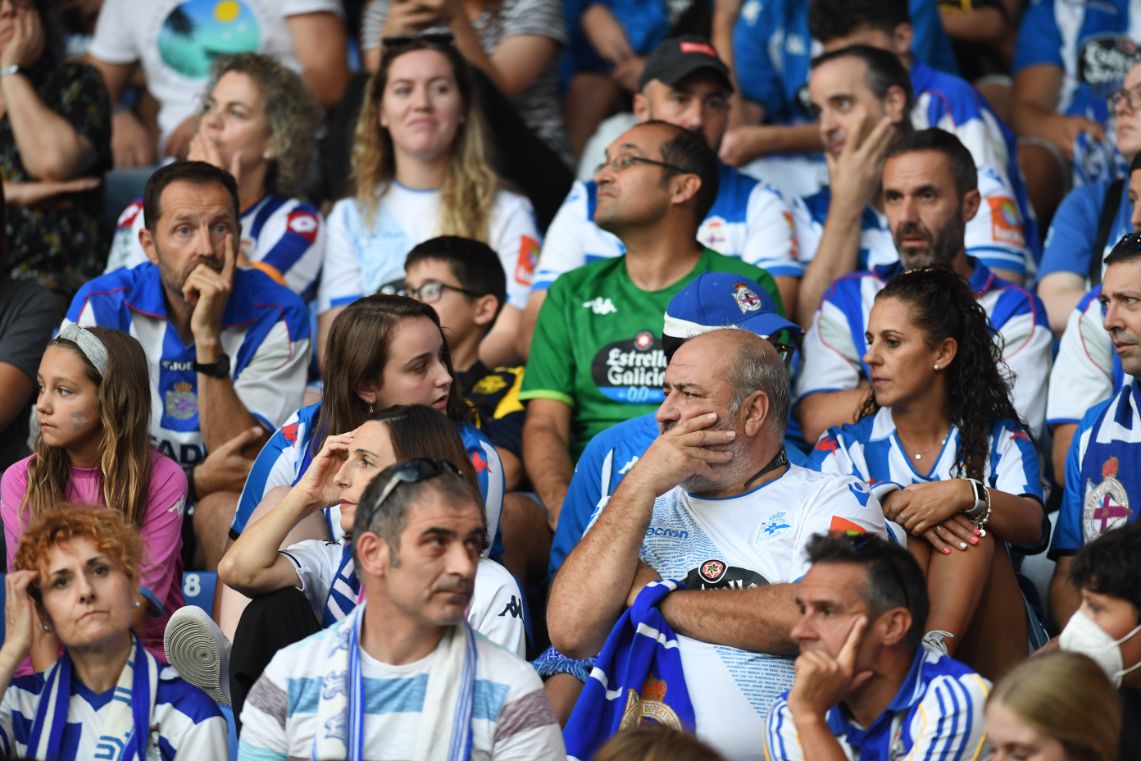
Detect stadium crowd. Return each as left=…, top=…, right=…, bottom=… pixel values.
left=3, top=0, right=1141, bottom=758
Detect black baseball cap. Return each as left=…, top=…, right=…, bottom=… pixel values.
left=638, top=35, right=733, bottom=93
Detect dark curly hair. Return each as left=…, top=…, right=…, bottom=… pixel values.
left=857, top=267, right=1026, bottom=480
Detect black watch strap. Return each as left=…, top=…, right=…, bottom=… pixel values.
left=193, top=353, right=230, bottom=378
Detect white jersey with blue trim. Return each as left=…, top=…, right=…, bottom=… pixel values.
left=105, top=193, right=326, bottom=300
left=64, top=264, right=310, bottom=468
left=1052, top=380, right=1141, bottom=558
left=600, top=464, right=888, bottom=760
left=317, top=184, right=541, bottom=314
left=796, top=166, right=1031, bottom=277
left=796, top=259, right=1051, bottom=439
left=809, top=408, right=1044, bottom=517
left=231, top=402, right=505, bottom=553
left=764, top=647, right=989, bottom=761
left=1047, top=286, right=1127, bottom=427
left=909, top=60, right=1039, bottom=270
left=0, top=664, right=228, bottom=760
left=532, top=164, right=805, bottom=291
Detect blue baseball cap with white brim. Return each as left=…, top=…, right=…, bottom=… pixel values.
left=663, top=273, right=801, bottom=343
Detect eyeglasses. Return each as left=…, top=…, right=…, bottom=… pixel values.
left=1109, top=84, right=1141, bottom=112
left=361, top=458, right=462, bottom=528
left=1116, top=231, right=1141, bottom=250
left=405, top=280, right=483, bottom=304
left=595, top=155, right=693, bottom=176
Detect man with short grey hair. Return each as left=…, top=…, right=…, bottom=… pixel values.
left=549, top=329, right=889, bottom=760
left=239, top=459, right=564, bottom=759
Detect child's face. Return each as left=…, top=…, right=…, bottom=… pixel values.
left=404, top=259, right=478, bottom=345
left=35, top=345, right=102, bottom=460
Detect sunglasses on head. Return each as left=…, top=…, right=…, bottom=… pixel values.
left=361, top=458, right=462, bottom=528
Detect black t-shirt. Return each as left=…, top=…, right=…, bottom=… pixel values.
left=456, top=361, right=525, bottom=460
left=0, top=277, right=60, bottom=470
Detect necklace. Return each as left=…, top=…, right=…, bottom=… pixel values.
left=906, top=430, right=949, bottom=461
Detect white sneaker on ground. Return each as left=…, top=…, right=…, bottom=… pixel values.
left=164, top=606, right=232, bottom=706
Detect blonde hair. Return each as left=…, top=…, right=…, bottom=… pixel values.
left=988, top=652, right=1121, bottom=761
left=24, top=328, right=154, bottom=528
left=350, top=41, right=496, bottom=242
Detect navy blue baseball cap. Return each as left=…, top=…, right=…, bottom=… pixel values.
left=663, top=273, right=801, bottom=357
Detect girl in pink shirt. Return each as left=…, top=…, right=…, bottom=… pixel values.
left=0, top=325, right=186, bottom=672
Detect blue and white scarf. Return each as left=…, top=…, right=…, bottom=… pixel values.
left=322, top=543, right=361, bottom=626
left=313, top=602, right=478, bottom=761
left=564, top=579, right=695, bottom=761
left=28, top=635, right=159, bottom=761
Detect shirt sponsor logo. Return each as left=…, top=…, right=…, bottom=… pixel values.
left=116, top=200, right=143, bottom=229
left=515, top=236, right=539, bottom=287
left=591, top=332, right=667, bottom=404
left=685, top=559, right=769, bottom=590
left=1078, top=35, right=1139, bottom=88
left=287, top=210, right=319, bottom=242
left=583, top=297, right=618, bottom=315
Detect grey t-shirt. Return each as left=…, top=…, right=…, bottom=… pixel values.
left=0, top=278, right=58, bottom=470
left=361, top=0, right=571, bottom=165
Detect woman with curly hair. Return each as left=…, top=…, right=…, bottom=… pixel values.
left=106, top=53, right=326, bottom=300
left=809, top=266, right=1049, bottom=679
left=317, top=37, right=540, bottom=367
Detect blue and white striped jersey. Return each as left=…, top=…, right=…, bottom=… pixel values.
left=809, top=408, right=1044, bottom=511
left=106, top=193, right=326, bottom=301
left=1047, top=286, right=1127, bottom=428
left=1052, top=380, right=1141, bottom=558
left=231, top=402, right=506, bottom=554
left=1041, top=181, right=1134, bottom=285
left=764, top=647, right=989, bottom=761
left=796, top=166, right=1032, bottom=278
left=0, top=663, right=227, bottom=760
left=796, top=259, right=1051, bottom=439
left=532, top=163, right=804, bottom=291
left=64, top=264, right=311, bottom=468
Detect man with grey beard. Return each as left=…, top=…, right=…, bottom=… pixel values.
left=795, top=128, right=1053, bottom=446
left=548, top=328, right=888, bottom=761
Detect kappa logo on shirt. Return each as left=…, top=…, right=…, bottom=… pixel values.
left=498, top=595, right=523, bottom=619
left=583, top=297, right=618, bottom=315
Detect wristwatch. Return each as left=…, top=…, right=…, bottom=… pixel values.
left=0, top=65, right=28, bottom=79
left=193, top=353, right=231, bottom=378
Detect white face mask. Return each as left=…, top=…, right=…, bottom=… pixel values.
left=1059, top=609, right=1141, bottom=687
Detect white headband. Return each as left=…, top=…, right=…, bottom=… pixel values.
left=57, top=324, right=109, bottom=378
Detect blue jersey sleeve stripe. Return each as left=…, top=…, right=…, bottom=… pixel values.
left=330, top=294, right=361, bottom=308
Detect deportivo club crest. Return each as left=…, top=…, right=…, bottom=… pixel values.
left=732, top=282, right=762, bottom=314
left=620, top=676, right=683, bottom=731
left=1084, top=456, right=1133, bottom=540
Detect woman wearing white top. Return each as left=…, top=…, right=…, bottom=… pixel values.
left=318, top=36, right=539, bottom=368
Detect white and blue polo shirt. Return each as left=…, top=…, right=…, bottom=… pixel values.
left=797, top=259, right=1052, bottom=438
left=533, top=163, right=804, bottom=292
left=1047, top=286, right=1128, bottom=429
left=64, top=263, right=311, bottom=468
left=1052, top=379, right=1141, bottom=558
left=106, top=193, right=326, bottom=301
left=764, top=647, right=989, bottom=760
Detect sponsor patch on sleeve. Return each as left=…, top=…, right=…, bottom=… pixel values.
left=829, top=515, right=867, bottom=535
left=515, top=235, right=540, bottom=286
left=116, top=200, right=143, bottom=229
left=286, top=210, right=319, bottom=242
left=987, top=196, right=1025, bottom=247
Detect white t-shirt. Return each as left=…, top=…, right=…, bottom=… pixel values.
left=89, top=0, right=343, bottom=146
left=317, top=184, right=541, bottom=314
left=281, top=542, right=527, bottom=657
left=626, top=464, right=889, bottom=761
